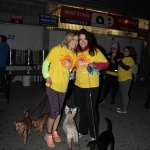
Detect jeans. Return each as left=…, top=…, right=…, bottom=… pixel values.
left=119, top=79, right=132, bottom=111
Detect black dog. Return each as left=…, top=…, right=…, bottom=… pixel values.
left=86, top=118, right=115, bottom=150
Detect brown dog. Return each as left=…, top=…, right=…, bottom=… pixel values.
left=31, top=113, right=49, bottom=136
left=13, top=110, right=31, bottom=146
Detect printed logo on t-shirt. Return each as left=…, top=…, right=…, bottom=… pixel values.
left=60, top=55, right=73, bottom=70
left=75, top=54, right=89, bottom=68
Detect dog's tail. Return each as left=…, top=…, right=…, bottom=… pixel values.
left=105, top=118, right=112, bottom=132
left=24, top=109, right=29, bottom=118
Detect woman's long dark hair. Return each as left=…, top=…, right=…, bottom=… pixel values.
left=77, top=29, right=98, bottom=56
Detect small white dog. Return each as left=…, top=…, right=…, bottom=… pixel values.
left=63, top=105, right=79, bottom=150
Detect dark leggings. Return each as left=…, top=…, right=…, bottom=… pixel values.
left=101, top=74, right=118, bottom=100
left=46, top=87, right=66, bottom=119
left=75, top=85, right=99, bottom=138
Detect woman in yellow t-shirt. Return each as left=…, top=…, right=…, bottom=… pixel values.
left=42, top=32, right=78, bottom=148
left=74, top=29, right=109, bottom=141
left=99, top=42, right=123, bottom=105
left=117, top=46, right=136, bottom=113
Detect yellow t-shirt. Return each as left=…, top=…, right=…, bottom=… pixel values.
left=75, top=49, right=108, bottom=88
left=118, top=57, right=134, bottom=82
left=45, top=45, right=76, bottom=92
left=106, top=71, right=117, bottom=76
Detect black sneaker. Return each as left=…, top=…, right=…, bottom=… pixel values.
left=0, top=91, right=5, bottom=95
left=144, top=103, right=149, bottom=109
left=111, top=99, right=115, bottom=105
left=99, top=99, right=105, bottom=104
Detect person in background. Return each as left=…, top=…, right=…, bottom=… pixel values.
left=0, top=35, right=9, bottom=94
left=99, top=42, right=123, bottom=105
left=42, top=32, right=78, bottom=148
left=74, top=29, right=109, bottom=141
left=117, top=46, right=136, bottom=113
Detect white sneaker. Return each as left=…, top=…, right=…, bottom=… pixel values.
left=117, top=107, right=123, bottom=111
left=91, top=138, right=96, bottom=141
left=78, top=133, right=84, bottom=138
left=99, top=99, right=105, bottom=104
left=78, top=133, right=88, bottom=138
left=117, top=110, right=127, bottom=113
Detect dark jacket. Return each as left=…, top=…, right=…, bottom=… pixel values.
left=0, top=41, right=9, bottom=67
left=106, top=52, right=123, bottom=72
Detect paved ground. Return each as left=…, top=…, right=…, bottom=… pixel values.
left=0, top=79, right=150, bottom=150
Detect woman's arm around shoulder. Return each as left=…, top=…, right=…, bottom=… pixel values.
left=94, top=49, right=110, bottom=70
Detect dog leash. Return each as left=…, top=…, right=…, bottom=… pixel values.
left=28, top=92, right=47, bottom=117
left=87, top=64, right=100, bottom=140
left=29, top=71, right=74, bottom=117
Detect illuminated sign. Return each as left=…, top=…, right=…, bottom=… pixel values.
left=11, top=14, right=23, bottom=24
left=108, top=14, right=139, bottom=32
left=60, top=6, right=92, bottom=26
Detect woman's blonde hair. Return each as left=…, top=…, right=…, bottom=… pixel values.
left=60, top=31, right=78, bottom=49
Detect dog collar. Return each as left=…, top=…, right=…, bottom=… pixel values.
left=23, top=120, right=28, bottom=125
left=21, top=128, right=26, bottom=135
